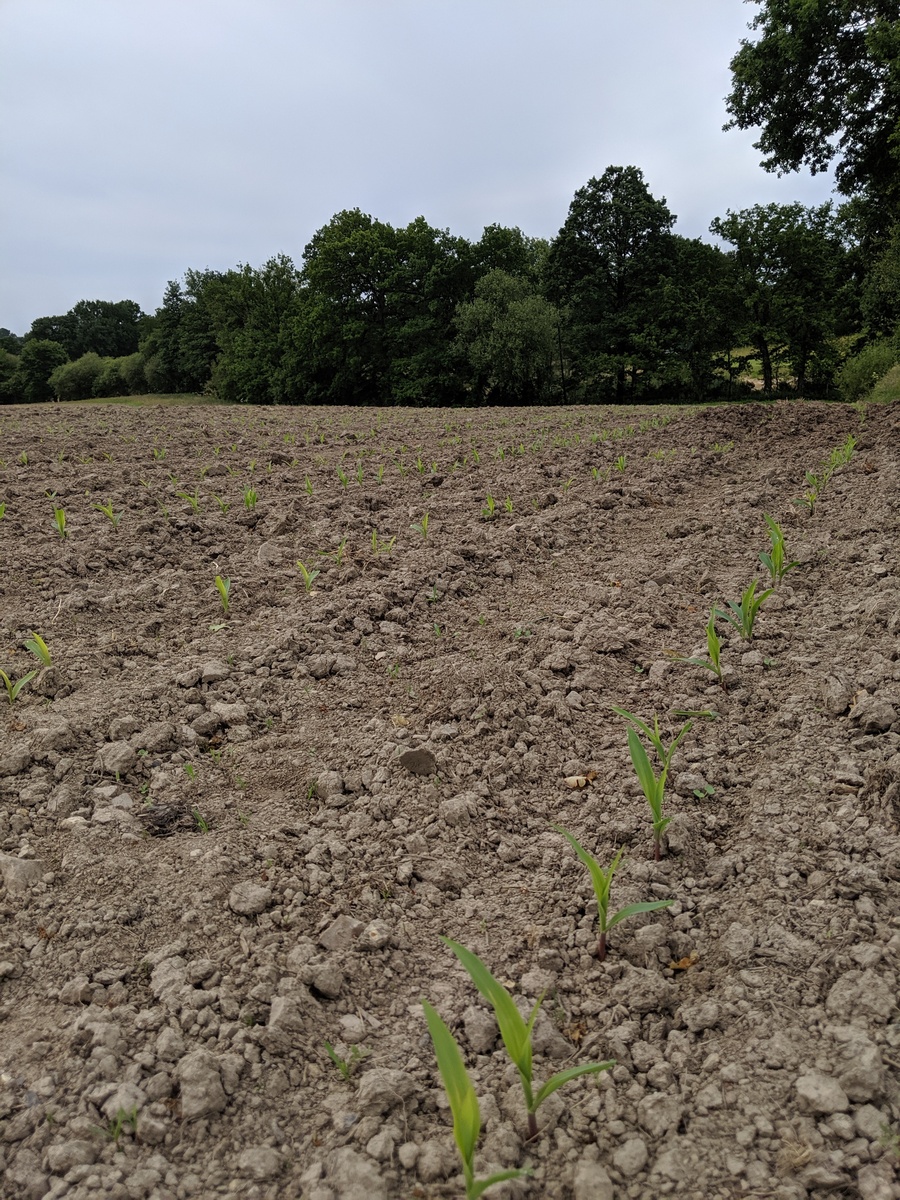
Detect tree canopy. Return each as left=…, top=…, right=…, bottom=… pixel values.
left=725, top=1, right=900, bottom=234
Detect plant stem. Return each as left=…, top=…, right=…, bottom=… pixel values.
left=526, top=1111, right=538, bottom=1141
left=597, top=930, right=608, bottom=962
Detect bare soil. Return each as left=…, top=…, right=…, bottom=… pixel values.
left=0, top=399, right=898, bottom=1200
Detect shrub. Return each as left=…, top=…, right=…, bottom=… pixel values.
left=50, top=352, right=103, bottom=401
left=837, top=340, right=897, bottom=402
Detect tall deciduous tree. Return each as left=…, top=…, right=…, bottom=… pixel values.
left=710, top=202, right=848, bottom=394
left=29, top=299, right=146, bottom=359
left=298, top=210, right=475, bottom=405
left=454, top=269, right=558, bottom=404
left=725, top=1, right=900, bottom=235
left=548, top=166, right=675, bottom=400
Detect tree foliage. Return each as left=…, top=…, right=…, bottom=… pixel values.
left=725, top=1, right=900, bottom=233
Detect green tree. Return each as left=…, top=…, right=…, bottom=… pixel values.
left=49, top=352, right=104, bottom=401
left=454, top=269, right=558, bottom=404
left=652, top=238, right=746, bottom=402
left=143, top=278, right=220, bottom=394
left=17, top=339, right=68, bottom=402
left=548, top=166, right=676, bottom=400
left=725, top=2, right=900, bottom=235
left=298, top=210, right=475, bottom=405
left=29, top=300, right=146, bottom=359
left=710, top=202, right=848, bottom=394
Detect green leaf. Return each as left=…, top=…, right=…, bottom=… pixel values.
left=442, top=939, right=533, bottom=1088
left=422, top=999, right=480, bottom=1172
left=533, top=1060, right=615, bottom=1109
left=470, top=1169, right=532, bottom=1198
left=606, top=899, right=674, bottom=930
left=552, top=826, right=616, bottom=926
left=626, top=727, right=659, bottom=810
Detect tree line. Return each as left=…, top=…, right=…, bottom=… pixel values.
left=2, top=1, right=898, bottom=408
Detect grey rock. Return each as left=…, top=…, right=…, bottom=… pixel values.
left=854, top=1103, right=888, bottom=1140
left=93, top=740, right=137, bottom=777
left=316, top=771, right=344, bottom=800
left=415, top=856, right=466, bottom=892
left=307, top=653, right=336, bottom=679
left=397, top=1142, right=419, bottom=1170
left=228, top=882, right=272, bottom=916
left=309, top=961, right=344, bottom=998
left=192, top=711, right=223, bottom=737
left=0, top=747, right=33, bottom=777
left=46, top=1139, right=99, bottom=1173
left=398, top=748, right=437, bottom=776
left=326, top=1146, right=387, bottom=1200
left=131, top=722, right=175, bottom=752
left=857, top=1163, right=896, bottom=1200
left=268, top=991, right=319, bottom=1031
left=176, top=1049, right=227, bottom=1120
left=210, top=701, right=249, bottom=725
left=825, top=970, right=896, bottom=1021
left=200, top=659, right=230, bottom=683
left=850, top=693, right=897, bottom=733
left=613, top=1137, right=649, bottom=1177
left=101, top=1081, right=148, bottom=1119
left=439, top=793, right=477, bottom=827
left=463, top=1005, right=498, bottom=1054
left=794, top=1070, right=849, bottom=1114
left=572, top=1156, right=614, bottom=1200
left=319, top=914, right=364, bottom=951
left=673, top=771, right=709, bottom=798
left=175, top=667, right=202, bottom=687
left=358, top=920, right=391, bottom=951
left=238, top=1146, right=284, bottom=1180
left=679, top=1000, right=721, bottom=1032
left=31, top=720, right=75, bottom=752
left=611, top=964, right=674, bottom=1014
left=721, top=921, right=755, bottom=965
left=59, top=975, right=93, bottom=1004
left=637, top=1093, right=684, bottom=1138
left=822, top=672, right=857, bottom=715
left=416, top=1138, right=454, bottom=1183
left=0, top=853, right=44, bottom=893
left=357, top=1068, right=417, bottom=1115
left=365, top=1129, right=397, bottom=1163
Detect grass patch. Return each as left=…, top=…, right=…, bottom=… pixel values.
left=66, top=393, right=227, bottom=407
left=868, top=363, right=900, bottom=404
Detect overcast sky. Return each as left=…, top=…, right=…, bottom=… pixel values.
left=1, top=0, right=835, bottom=335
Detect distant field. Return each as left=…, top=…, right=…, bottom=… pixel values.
left=66, top=393, right=222, bottom=407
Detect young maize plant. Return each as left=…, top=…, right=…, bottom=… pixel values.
left=176, top=487, right=201, bottom=514
left=442, top=938, right=614, bottom=1141
left=214, top=575, right=232, bottom=615
left=759, top=514, right=799, bottom=586
left=716, top=579, right=772, bottom=641
left=411, top=513, right=430, bottom=539
left=93, top=500, right=123, bottom=528
left=552, top=829, right=673, bottom=961
left=24, top=633, right=52, bottom=668
left=0, top=668, right=36, bottom=706
left=481, top=494, right=497, bottom=519
left=242, top=486, right=258, bottom=510
left=676, top=608, right=725, bottom=688
left=613, top=708, right=691, bottom=861
left=422, top=1000, right=530, bottom=1198
left=296, top=559, right=320, bottom=593
left=52, top=506, right=67, bottom=539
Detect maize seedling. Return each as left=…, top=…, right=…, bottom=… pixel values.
left=442, top=938, right=614, bottom=1141
left=214, top=575, right=231, bottom=615
left=0, top=668, right=36, bottom=706
left=52, top=506, right=67, bottom=539
left=553, top=828, right=673, bottom=961
left=93, top=500, right=123, bottom=528
left=759, top=514, right=798, bottom=586
left=423, top=1000, right=530, bottom=1198
left=242, top=486, right=258, bottom=510
left=613, top=708, right=691, bottom=860
left=676, top=608, right=725, bottom=688
left=716, top=579, right=772, bottom=641
left=481, top=494, right=497, bottom=519
left=24, top=633, right=51, bottom=668
left=296, top=559, right=320, bottom=593
left=411, top=513, right=429, bottom=539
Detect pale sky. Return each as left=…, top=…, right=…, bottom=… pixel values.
left=0, top=0, right=835, bottom=335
